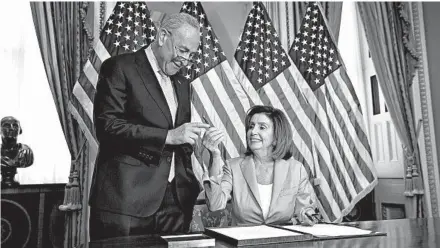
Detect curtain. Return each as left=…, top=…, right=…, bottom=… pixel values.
left=264, top=2, right=343, bottom=50
left=30, top=2, right=93, bottom=247
left=357, top=2, right=423, bottom=216
left=0, top=0, right=73, bottom=184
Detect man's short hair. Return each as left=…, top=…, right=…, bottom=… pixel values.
left=159, top=13, right=199, bottom=34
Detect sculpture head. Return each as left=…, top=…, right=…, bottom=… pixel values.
left=1, top=116, right=33, bottom=187
left=1, top=116, right=22, bottom=141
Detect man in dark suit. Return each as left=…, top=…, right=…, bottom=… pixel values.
left=89, top=13, right=209, bottom=240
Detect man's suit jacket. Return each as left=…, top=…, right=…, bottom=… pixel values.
left=204, top=156, right=316, bottom=225
left=89, top=47, right=200, bottom=218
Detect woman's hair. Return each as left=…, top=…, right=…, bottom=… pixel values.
left=244, top=105, right=293, bottom=160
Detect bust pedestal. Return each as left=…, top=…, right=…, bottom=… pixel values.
left=1, top=167, right=19, bottom=187
left=1, top=184, right=65, bottom=248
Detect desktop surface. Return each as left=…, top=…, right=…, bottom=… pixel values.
left=89, top=217, right=440, bottom=248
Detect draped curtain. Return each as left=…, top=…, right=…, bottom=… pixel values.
left=356, top=2, right=424, bottom=217
left=30, top=2, right=93, bottom=247
left=264, top=2, right=343, bottom=50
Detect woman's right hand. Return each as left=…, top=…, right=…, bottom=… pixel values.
left=202, top=127, right=224, bottom=156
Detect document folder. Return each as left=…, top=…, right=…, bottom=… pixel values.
left=160, top=234, right=215, bottom=248
left=279, top=223, right=387, bottom=241
left=204, top=225, right=313, bottom=246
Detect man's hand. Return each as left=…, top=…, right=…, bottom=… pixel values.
left=166, top=122, right=210, bottom=145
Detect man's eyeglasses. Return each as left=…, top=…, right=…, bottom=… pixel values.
left=166, top=30, right=198, bottom=65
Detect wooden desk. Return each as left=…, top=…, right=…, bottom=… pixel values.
left=90, top=218, right=440, bottom=248
left=89, top=217, right=440, bottom=248
left=243, top=218, right=440, bottom=248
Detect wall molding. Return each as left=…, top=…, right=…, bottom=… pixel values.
left=411, top=2, right=440, bottom=218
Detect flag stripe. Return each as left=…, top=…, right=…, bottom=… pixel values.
left=68, top=101, right=98, bottom=150
left=256, top=84, right=315, bottom=169
left=321, top=86, right=371, bottom=190
left=232, top=2, right=378, bottom=222
left=274, top=72, right=354, bottom=203
left=312, top=88, right=361, bottom=198
left=328, top=72, right=371, bottom=152
left=237, top=66, right=319, bottom=171
left=190, top=104, right=207, bottom=184
left=314, top=148, right=347, bottom=210
left=325, top=77, right=375, bottom=174
left=323, top=90, right=374, bottom=188
left=292, top=143, right=337, bottom=221
left=289, top=61, right=370, bottom=197
left=284, top=71, right=357, bottom=201
left=232, top=60, right=264, bottom=106
left=271, top=91, right=349, bottom=209
left=272, top=70, right=351, bottom=204
left=198, top=71, right=246, bottom=155
left=77, top=73, right=96, bottom=103
left=191, top=78, right=239, bottom=159
left=260, top=82, right=349, bottom=209
left=333, top=69, right=369, bottom=139
left=218, top=63, right=251, bottom=121
left=321, top=95, right=365, bottom=194
left=285, top=63, right=366, bottom=198
left=336, top=66, right=361, bottom=111
left=324, top=80, right=376, bottom=183
left=312, top=145, right=343, bottom=219
left=206, top=67, right=247, bottom=150
left=321, top=86, right=366, bottom=193
left=89, top=51, right=103, bottom=82
left=180, top=2, right=254, bottom=185
left=191, top=94, right=231, bottom=161
left=95, top=40, right=111, bottom=63
left=70, top=96, right=95, bottom=137
left=83, top=60, right=99, bottom=89
left=262, top=82, right=313, bottom=149
left=315, top=198, right=331, bottom=223
left=213, top=64, right=249, bottom=122
left=73, top=82, right=94, bottom=123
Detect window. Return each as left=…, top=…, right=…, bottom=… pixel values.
left=0, top=2, right=70, bottom=184
left=371, top=75, right=381, bottom=115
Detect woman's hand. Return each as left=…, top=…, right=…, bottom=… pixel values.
left=202, top=127, right=224, bottom=156
left=301, top=209, right=318, bottom=226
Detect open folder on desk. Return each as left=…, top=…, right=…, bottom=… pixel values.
left=279, top=223, right=386, bottom=240
left=204, top=225, right=313, bottom=246
left=160, top=234, right=215, bottom=248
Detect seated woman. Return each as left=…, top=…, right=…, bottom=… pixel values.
left=201, top=105, right=317, bottom=226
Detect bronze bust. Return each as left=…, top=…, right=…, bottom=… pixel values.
left=1, top=116, right=34, bottom=187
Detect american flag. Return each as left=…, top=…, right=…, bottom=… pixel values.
left=69, top=2, right=157, bottom=157
left=233, top=2, right=378, bottom=222
left=179, top=2, right=251, bottom=182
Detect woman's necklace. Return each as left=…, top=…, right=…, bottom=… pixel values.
left=255, top=159, right=274, bottom=185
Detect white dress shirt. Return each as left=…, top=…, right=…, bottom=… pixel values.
left=145, top=46, right=177, bottom=182
left=257, top=183, right=273, bottom=220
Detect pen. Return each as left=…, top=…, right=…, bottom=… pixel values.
left=305, top=213, right=317, bottom=223
left=202, top=115, right=212, bottom=126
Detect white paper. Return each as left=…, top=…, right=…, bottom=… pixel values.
left=281, top=224, right=372, bottom=237
left=161, top=234, right=208, bottom=239
left=210, top=225, right=301, bottom=240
